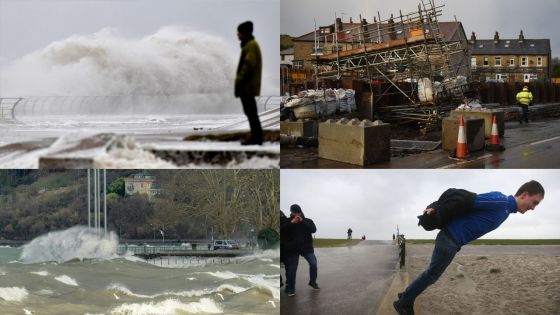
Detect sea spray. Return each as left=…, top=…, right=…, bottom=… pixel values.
left=0, top=26, right=238, bottom=114
left=20, top=226, right=118, bottom=264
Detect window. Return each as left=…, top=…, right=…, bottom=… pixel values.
left=483, top=56, right=489, bottom=66
left=293, top=60, right=303, bottom=69
left=496, top=74, right=508, bottom=81
left=509, top=57, right=515, bottom=66
left=521, top=56, right=528, bottom=67
left=471, top=57, right=477, bottom=68
left=537, top=57, right=543, bottom=66
left=494, top=56, right=501, bottom=66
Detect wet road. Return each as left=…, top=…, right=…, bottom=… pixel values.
left=281, top=117, right=560, bottom=169
left=280, top=240, right=397, bottom=315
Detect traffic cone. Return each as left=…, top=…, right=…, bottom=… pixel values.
left=455, top=116, right=468, bottom=158
left=490, top=115, right=500, bottom=145
left=486, top=115, right=505, bottom=151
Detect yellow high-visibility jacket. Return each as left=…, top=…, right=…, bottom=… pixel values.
left=516, top=90, right=533, bottom=106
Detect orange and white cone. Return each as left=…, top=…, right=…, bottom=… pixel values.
left=456, top=116, right=468, bottom=158
left=490, top=115, right=500, bottom=145
left=486, top=115, right=505, bottom=151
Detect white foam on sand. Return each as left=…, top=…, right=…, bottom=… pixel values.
left=110, top=298, right=222, bottom=315
left=0, top=287, right=29, bottom=302
left=54, top=275, right=79, bottom=286
left=29, top=271, right=49, bottom=276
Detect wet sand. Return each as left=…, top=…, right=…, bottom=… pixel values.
left=406, top=245, right=560, bottom=314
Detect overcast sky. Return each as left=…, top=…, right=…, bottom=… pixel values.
left=281, top=0, right=560, bottom=58
left=0, top=0, right=279, bottom=95
left=281, top=170, right=560, bottom=240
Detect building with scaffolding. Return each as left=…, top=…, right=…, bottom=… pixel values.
left=282, top=0, right=475, bottom=130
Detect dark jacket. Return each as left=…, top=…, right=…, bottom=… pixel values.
left=280, top=210, right=317, bottom=255
left=417, top=188, right=477, bottom=231
left=235, top=38, right=262, bottom=97
left=280, top=211, right=289, bottom=263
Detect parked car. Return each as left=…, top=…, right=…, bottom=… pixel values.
left=213, top=240, right=239, bottom=250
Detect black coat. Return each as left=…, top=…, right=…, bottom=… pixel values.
left=417, top=188, right=477, bottom=231
left=281, top=211, right=317, bottom=255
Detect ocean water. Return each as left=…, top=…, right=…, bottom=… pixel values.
left=0, top=227, right=279, bottom=314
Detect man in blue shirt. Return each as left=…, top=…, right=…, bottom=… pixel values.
left=393, top=180, right=544, bottom=315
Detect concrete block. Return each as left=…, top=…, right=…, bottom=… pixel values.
left=280, top=120, right=317, bottom=137
left=318, top=119, right=390, bottom=166
left=450, top=109, right=504, bottom=138
left=442, top=117, right=485, bottom=152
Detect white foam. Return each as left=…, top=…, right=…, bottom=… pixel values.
left=269, top=264, right=280, bottom=268
left=20, top=225, right=118, bottom=264
left=54, top=275, right=79, bottom=286
left=243, top=275, right=280, bottom=300
left=23, top=309, right=33, bottom=315
left=110, top=298, right=222, bottom=314
left=29, top=270, right=49, bottom=276
left=108, top=283, right=247, bottom=299
left=35, top=289, right=54, bottom=296
left=199, top=271, right=239, bottom=280
left=0, top=287, right=28, bottom=302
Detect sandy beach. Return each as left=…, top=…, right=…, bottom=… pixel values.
left=405, top=245, right=560, bottom=315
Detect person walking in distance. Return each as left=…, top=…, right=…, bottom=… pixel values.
left=235, top=21, right=263, bottom=145
left=281, top=204, right=320, bottom=296
left=394, top=180, right=544, bottom=315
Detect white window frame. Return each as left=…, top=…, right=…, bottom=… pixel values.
left=471, top=57, right=477, bottom=68
left=509, top=57, right=515, bottom=67
left=496, top=74, right=508, bottom=81
left=494, top=56, right=501, bottom=67
left=293, top=60, right=304, bottom=69
left=483, top=56, right=489, bottom=67
left=521, top=56, right=528, bottom=67
left=537, top=56, right=542, bottom=66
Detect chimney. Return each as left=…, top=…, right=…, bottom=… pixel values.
left=518, top=30, right=525, bottom=43
left=362, top=18, right=367, bottom=26
left=470, top=32, right=476, bottom=44
left=349, top=17, right=353, bottom=24
left=493, top=31, right=499, bottom=44
left=336, top=17, right=343, bottom=31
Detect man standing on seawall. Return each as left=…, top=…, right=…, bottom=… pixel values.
left=393, top=180, right=545, bottom=315
left=281, top=204, right=320, bottom=296
left=235, top=21, right=263, bottom=145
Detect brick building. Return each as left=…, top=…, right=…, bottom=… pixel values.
left=469, top=30, right=551, bottom=83
left=124, top=172, right=162, bottom=198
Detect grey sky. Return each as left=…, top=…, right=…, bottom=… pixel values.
left=281, top=0, right=560, bottom=58
left=0, top=0, right=279, bottom=95
left=281, top=170, right=559, bottom=240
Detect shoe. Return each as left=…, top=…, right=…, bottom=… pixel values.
left=286, top=290, right=295, bottom=296
left=393, top=300, right=414, bottom=315
left=308, top=282, right=320, bottom=290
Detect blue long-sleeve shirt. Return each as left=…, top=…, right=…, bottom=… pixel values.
left=446, top=192, right=518, bottom=247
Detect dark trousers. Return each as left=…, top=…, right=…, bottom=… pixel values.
left=240, top=94, right=263, bottom=143
left=519, top=104, right=529, bottom=123
left=285, top=252, right=318, bottom=291
left=399, top=230, right=459, bottom=306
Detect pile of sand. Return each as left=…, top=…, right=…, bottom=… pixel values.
left=407, top=252, right=560, bottom=314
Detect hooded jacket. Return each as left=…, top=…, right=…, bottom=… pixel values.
left=417, top=188, right=477, bottom=231
left=280, top=210, right=317, bottom=255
